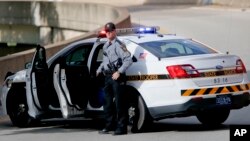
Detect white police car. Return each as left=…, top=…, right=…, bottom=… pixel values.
left=1, top=27, right=250, bottom=132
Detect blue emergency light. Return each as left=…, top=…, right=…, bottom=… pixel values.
left=136, top=27, right=158, bottom=34
left=117, top=26, right=159, bottom=34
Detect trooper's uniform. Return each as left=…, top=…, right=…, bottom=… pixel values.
left=97, top=37, right=132, bottom=134
left=97, top=38, right=132, bottom=76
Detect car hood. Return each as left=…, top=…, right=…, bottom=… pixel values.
left=10, top=69, right=27, bottom=83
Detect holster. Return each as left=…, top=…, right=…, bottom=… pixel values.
left=117, top=73, right=127, bottom=84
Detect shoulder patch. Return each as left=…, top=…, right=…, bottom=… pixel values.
left=120, top=44, right=128, bottom=52
left=116, top=39, right=128, bottom=52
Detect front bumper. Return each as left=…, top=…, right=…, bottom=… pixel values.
left=148, top=92, right=250, bottom=120
left=0, top=87, right=2, bottom=117
left=0, top=85, right=11, bottom=116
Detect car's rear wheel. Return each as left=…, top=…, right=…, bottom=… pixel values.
left=196, top=108, right=230, bottom=125
left=128, top=95, right=152, bottom=132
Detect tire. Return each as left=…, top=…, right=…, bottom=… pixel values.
left=7, top=90, right=36, bottom=127
left=128, top=95, right=152, bottom=133
left=196, top=108, right=230, bottom=126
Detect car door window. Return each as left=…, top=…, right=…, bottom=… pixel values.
left=66, top=48, right=89, bottom=66
left=34, top=47, right=48, bottom=70
left=97, top=48, right=103, bottom=62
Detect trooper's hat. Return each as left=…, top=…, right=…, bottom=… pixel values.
left=104, top=22, right=116, bottom=32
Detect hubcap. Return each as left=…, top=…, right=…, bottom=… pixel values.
left=17, top=104, right=26, bottom=115
left=128, top=107, right=135, bottom=118
left=128, top=106, right=136, bottom=124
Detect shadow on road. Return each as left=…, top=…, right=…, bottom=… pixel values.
left=140, top=121, right=228, bottom=133
left=0, top=117, right=228, bottom=135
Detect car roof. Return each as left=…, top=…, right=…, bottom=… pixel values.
left=118, top=33, right=190, bottom=43
left=47, top=33, right=191, bottom=64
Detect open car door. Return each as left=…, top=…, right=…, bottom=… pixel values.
left=53, top=43, right=94, bottom=118
left=26, top=45, right=49, bottom=117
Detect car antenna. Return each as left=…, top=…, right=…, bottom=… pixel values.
left=138, top=18, right=141, bottom=39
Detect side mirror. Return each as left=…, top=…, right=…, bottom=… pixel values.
left=25, top=62, right=32, bottom=69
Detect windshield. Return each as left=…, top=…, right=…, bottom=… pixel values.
left=138, top=39, right=217, bottom=58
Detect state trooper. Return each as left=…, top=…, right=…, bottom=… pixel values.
left=96, top=22, right=132, bottom=135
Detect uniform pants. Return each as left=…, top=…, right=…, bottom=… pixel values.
left=103, top=75, right=127, bottom=131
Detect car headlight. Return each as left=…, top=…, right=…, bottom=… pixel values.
left=4, top=78, right=13, bottom=88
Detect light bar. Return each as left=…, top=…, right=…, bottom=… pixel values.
left=96, top=26, right=160, bottom=38
left=117, top=26, right=160, bottom=34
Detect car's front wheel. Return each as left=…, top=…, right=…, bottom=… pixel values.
left=196, top=108, right=230, bottom=126
left=7, top=89, right=36, bottom=127
left=128, top=95, right=152, bottom=132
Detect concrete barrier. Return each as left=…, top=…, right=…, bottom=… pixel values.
left=67, top=0, right=208, bottom=5
left=140, top=0, right=250, bottom=7
left=0, top=1, right=131, bottom=84
left=61, top=0, right=250, bottom=7
left=212, top=0, right=250, bottom=7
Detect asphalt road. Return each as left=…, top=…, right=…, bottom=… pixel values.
left=1, top=4, right=250, bottom=141
left=128, top=5, right=250, bottom=71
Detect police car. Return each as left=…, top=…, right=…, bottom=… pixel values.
left=1, top=27, right=250, bottom=132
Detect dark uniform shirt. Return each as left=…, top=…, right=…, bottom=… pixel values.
left=97, top=38, right=132, bottom=74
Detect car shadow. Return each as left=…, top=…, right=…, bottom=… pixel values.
left=0, top=118, right=105, bottom=136
left=140, top=121, right=228, bottom=133
left=0, top=117, right=229, bottom=136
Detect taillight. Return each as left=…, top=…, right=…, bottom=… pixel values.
left=167, top=64, right=200, bottom=79
left=236, top=59, right=246, bottom=73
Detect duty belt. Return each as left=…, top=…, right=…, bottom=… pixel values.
left=103, top=70, right=113, bottom=76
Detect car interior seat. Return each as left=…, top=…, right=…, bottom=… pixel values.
left=164, top=48, right=180, bottom=56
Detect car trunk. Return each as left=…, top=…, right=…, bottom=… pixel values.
left=165, top=54, right=245, bottom=87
